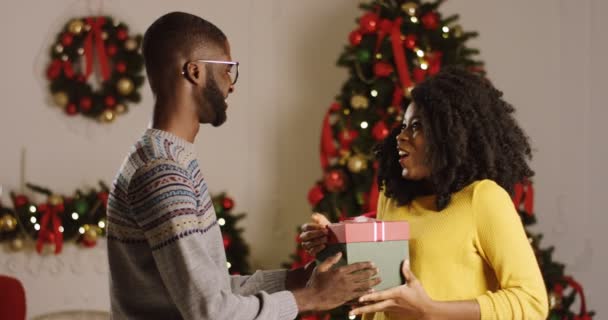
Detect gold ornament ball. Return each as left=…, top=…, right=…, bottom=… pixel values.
left=54, top=44, right=64, bottom=54
left=101, top=31, right=109, bottom=40
left=100, top=110, right=117, bottom=123
left=117, top=78, right=135, bottom=96
left=124, top=38, right=138, bottom=51
left=68, top=19, right=85, bottom=35
left=115, top=104, right=127, bottom=114
left=401, top=2, right=418, bottom=16
left=350, top=94, right=369, bottom=109
left=10, top=238, right=24, bottom=251
left=48, top=194, right=64, bottom=206
left=0, top=214, right=18, bottom=232
left=83, top=227, right=99, bottom=242
left=347, top=154, right=368, bottom=173
left=53, top=91, right=69, bottom=108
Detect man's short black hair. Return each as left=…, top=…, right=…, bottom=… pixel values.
left=142, top=11, right=227, bottom=94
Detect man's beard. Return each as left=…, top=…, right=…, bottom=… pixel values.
left=197, top=72, right=228, bottom=127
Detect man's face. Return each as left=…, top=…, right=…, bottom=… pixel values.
left=194, top=41, right=235, bottom=127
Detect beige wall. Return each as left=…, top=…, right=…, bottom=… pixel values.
left=0, top=0, right=606, bottom=317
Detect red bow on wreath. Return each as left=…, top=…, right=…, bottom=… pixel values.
left=84, top=17, right=111, bottom=81
left=35, top=202, right=64, bottom=254
left=513, top=178, right=534, bottom=216
left=47, top=59, right=75, bottom=79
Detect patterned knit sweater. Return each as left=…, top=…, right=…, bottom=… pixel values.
left=107, top=128, right=298, bottom=320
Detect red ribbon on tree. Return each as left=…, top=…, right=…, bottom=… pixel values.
left=390, top=18, right=413, bottom=91
left=84, top=17, right=111, bottom=81
left=373, top=17, right=413, bottom=91
left=320, top=109, right=339, bottom=170
left=35, top=203, right=64, bottom=254
left=563, top=276, right=592, bottom=320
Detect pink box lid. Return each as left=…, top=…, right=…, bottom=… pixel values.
left=327, top=220, right=409, bottom=244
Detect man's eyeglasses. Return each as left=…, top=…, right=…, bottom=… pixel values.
left=182, top=60, right=239, bottom=85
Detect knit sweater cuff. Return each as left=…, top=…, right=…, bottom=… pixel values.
left=271, top=290, right=298, bottom=320
left=260, top=269, right=288, bottom=293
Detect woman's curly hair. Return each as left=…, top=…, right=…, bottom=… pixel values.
left=375, top=67, right=534, bottom=210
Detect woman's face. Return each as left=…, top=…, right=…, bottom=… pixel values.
left=396, top=103, right=431, bottom=180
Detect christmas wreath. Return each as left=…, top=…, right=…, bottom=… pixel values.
left=45, top=16, right=145, bottom=122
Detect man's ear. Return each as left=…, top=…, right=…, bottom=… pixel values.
left=183, top=62, right=206, bottom=86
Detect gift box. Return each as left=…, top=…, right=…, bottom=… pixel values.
left=317, top=219, right=410, bottom=291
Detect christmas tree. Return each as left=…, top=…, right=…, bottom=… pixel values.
left=286, top=0, right=593, bottom=319
left=1, top=184, right=251, bottom=276
left=212, top=193, right=251, bottom=275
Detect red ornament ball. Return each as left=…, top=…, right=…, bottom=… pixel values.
left=403, top=34, right=417, bottom=49
left=65, top=103, right=78, bottom=115
left=82, top=238, right=97, bottom=247
left=117, top=29, right=128, bottom=41
left=372, top=121, right=390, bottom=140
left=116, top=61, right=127, bottom=73
left=107, top=44, right=118, bottom=56
left=373, top=62, right=393, bottom=77
left=421, top=12, right=440, bottom=30
left=222, top=234, right=232, bottom=248
left=223, top=197, right=234, bottom=210
left=349, top=30, right=363, bottom=46
left=359, top=12, right=379, bottom=34
left=79, top=97, right=92, bottom=112
left=14, top=195, right=28, bottom=207
left=338, top=129, right=359, bottom=148
left=104, top=96, right=116, bottom=108
left=61, top=33, right=74, bottom=46
left=330, top=102, right=341, bottom=112
left=323, top=170, right=347, bottom=193
left=379, top=19, right=393, bottom=33
left=307, top=185, right=325, bottom=206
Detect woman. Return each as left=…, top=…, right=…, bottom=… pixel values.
left=300, top=68, right=548, bottom=319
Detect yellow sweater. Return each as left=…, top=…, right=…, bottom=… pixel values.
left=364, top=180, right=548, bottom=320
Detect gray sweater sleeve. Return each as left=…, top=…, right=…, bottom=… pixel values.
left=230, top=270, right=288, bottom=295
left=129, top=160, right=298, bottom=320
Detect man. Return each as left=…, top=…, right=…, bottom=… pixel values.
left=106, top=11, right=380, bottom=320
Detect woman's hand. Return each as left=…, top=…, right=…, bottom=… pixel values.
left=299, top=213, right=331, bottom=256
left=349, top=260, right=436, bottom=319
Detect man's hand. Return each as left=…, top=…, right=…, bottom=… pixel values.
left=293, top=252, right=381, bottom=312
left=299, top=213, right=331, bottom=256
